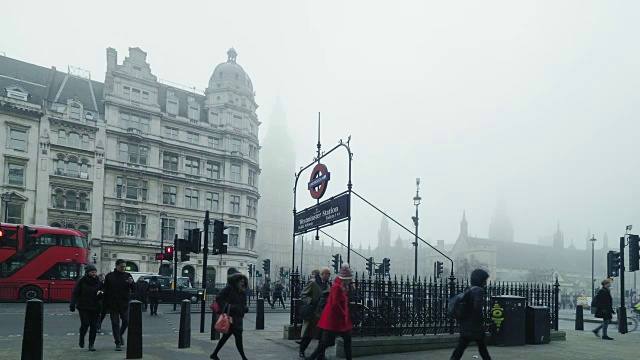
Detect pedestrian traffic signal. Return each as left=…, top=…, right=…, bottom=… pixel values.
left=180, top=252, right=190, bottom=262
left=332, top=254, right=340, bottom=274
left=262, top=259, right=271, bottom=275
left=213, top=220, right=228, bottom=255
left=629, top=235, right=640, bottom=272
left=608, top=250, right=621, bottom=277
left=155, top=253, right=164, bottom=260
left=164, top=246, right=174, bottom=261
left=436, top=261, right=444, bottom=278
left=279, top=267, right=284, bottom=278
left=366, top=257, right=374, bottom=277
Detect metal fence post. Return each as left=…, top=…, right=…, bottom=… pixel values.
left=448, top=274, right=456, bottom=334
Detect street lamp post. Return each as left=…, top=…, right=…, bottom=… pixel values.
left=412, top=178, right=421, bottom=283
left=1, top=192, right=13, bottom=223
left=92, top=253, right=98, bottom=264
left=590, top=235, right=597, bottom=298
left=160, top=211, right=168, bottom=271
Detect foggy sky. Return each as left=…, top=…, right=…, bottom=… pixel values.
left=2, top=1, right=639, bottom=250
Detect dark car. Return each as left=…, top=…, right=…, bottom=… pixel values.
left=147, top=276, right=203, bottom=303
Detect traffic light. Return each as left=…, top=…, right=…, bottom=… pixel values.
left=187, top=228, right=202, bottom=253
left=279, top=267, right=284, bottom=278
left=436, top=261, right=444, bottom=278
left=262, top=259, right=271, bottom=275
left=629, top=235, right=640, bottom=272
left=23, top=225, right=37, bottom=243
left=213, top=220, right=228, bottom=255
left=608, top=250, right=621, bottom=277
left=180, top=252, right=190, bottom=262
left=285, top=270, right=289, bottom=279
left=164, top=246, right=174, bottom=261
left=366, top=257, right=374, bottom=277
left=249, top=264, right=254, bottom=277
left=332, top=254, right=340, bottom=274
left=382, top=258, right=391, bottom=276
left=256, top=270, right=261, bottom=278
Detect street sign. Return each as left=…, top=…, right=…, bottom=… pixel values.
left=308, top=163, right=331, bottom=200
left=294, top=191, right=350, bottom=235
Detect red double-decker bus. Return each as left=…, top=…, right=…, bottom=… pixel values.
left=0, top=224, right=90, bottom=301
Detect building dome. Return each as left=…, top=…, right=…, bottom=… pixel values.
left=209, top=48, right=254, bottom=93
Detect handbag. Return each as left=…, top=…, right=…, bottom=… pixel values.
left=209, top=300, right=222, bottom=314
left=215, top=304, right=233, bottom=334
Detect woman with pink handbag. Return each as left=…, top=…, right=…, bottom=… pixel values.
left=210, top=273, right=249, bottom=360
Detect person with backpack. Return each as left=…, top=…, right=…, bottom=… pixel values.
left=592, top=279, right=614, bottom=340
left=147, top=276, right=161, bottom=316
left=210, top=273, right=249, bottom=360
left=261, top=279, right=275, bottom=309
left=449, top=269, right=491, bottom=360
left=299, top=267, right=331, bottom=358
left=307, top=264, right=354, bottom=360
left=69, top=264, right=102, bottom=352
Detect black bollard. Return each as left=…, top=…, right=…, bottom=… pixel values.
left=179, top=299, right=191, bottom=348
left=256, top=298, right=264, bottom=330
left=575, top=305, right=584, bottom=331
left=127, top=300, right=143, bottom=359
left=210, top=311, right=220, bottom=340
left=21, top=299, right=43, bottom=360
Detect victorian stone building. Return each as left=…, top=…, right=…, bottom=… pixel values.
left=0, top=47, right=260, bottom=285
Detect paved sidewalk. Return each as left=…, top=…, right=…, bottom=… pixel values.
left=2, top=327, right=638, bottom=360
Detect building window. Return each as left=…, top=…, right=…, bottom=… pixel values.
left=141, top=181, right=148, bottom=201
left=58, top=130, right=66, bottom=145
left=163, top=152, right=179, bottom=171
left=81, top=134, right=89, bottom=149
left=165, top=127, right=179, bottom=139
left=245, top=229, right=256, bottom=250
left=7, top=163, right=25, bottom=186
left=206, top=161, right=220, bottom=179
left=67, top=160, right=78, bottom=177
left=162, top=219, right=176, bottom=241
left=133, top=65, right=142, bottom=78
left=249, top=123, right=255, bottom=136
left=228, top=226, right=239, bottom=247
left=10, top=128, right=27, bottom=150
left=230, top=195, right=240, bottom=215
left=208, top=137, right=220, bottom=148
left=183, top=220, right=198, bottom=240
left=70, top=104, right=81, bottom=120
left=132, top=89, right=141, bottom=101
left=116, top=213, right=146, bottom=238
left=119, top=142, right=148, bottom=164
left=232, top=115, right=242, bottom=128
left=231, top=164, right=241, bottom=182
left=209, top=112, right=219, bottom=125
left=68, top=132, right=80, bottom=148
left=123, top=86, right=130, bottom=96
left=185, top=157, right=199, bottom=176
left=206, top=192, right=219, bottom=212
left=66, top=191, right=77, bottom=210
left=167, top=100, right=178, bottom=115
left=187, top=132, right=199, bottom=145
left=78, top=193, right=89, bottom=211
left=6, top=203, right=23, bottom=224
left=231, top=138, right=241, bottom=152
left=185, top=188, right=199, bottom=209
left=188, top=106, right=200, bottom=120
left=142, top=91, right=149, bottom=101
left=80, top=163, right=89, bottom=179
left=247, top=198, right=257, bottom=218
left=126, top=179, right=139, bottom=200
left=116, top=177, right=123, bottom=198
left=163, top=185, right=177, bottom=205
left=120, top=112, right=150, bottom=133
left=249, top=145, right=257, bottom=160
left=248, top=169, right=257, bottom=187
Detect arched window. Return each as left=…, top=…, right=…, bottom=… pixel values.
left=78, top=193, right=88, bottom=211
left=125, top=261, right=138, bottom=272
left=58, top=130, right=66, bottom=145
left=52, top=189, right=63, bottom=208
left=159, top=264, right=172, bottom=277
left=67, top=159, right=78, bottom=177
left=66, top=223, right=75, bottom=230
left=78, top=225, right=90, bottom=240
left=50, top=222, right=62, bottom=228
left=81, top=134, right=89, bottom=149
left=56, top=159, right=65, bottom=175
left=66, top=191, right=77, bottom=210
left=227, top=268, right=239, bottom=277
left=68, top=132, right=80, bottom=147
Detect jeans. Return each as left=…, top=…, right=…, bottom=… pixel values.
left=309, top=330, right=352, bottom=360
left=109, top=307, right=129, bottom=344
left=594, top=319, right=610, bottom=337
left=78, top=309, right=99, bottom=345
left=450, top=335, right=491, bottom=360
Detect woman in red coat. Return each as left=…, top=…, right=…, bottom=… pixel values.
left=307, top=264, right=353, bottom=360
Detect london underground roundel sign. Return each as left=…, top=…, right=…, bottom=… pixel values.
left=308, top=163, right=331, bottom=200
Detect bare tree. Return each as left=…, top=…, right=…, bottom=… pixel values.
left=455, top=255, right=489, bottom=280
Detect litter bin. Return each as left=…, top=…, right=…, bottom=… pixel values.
left=525, top=306, right=550, bottom=344
left=490, top=296, right=526, bottom=346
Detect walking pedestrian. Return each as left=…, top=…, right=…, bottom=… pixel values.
left=148, top=276, right=161, bottom=316
left=103, top=259, right=135, bottom=351
left=274, top=279, right=286, bottom=309
left=450, top=269, right=492, bottom=360
left=70, top=264, right=102, bottom=351
left=135, top=276, right=149, bottom=312
left=299, top=267, right=331, bottom=358
left=261, top=279, right=275, bottom=309
left=307, top=264, right=354, bottom=360
left=210, top=273, right=249, bottom=360
left=96, top=273, right=107, bottom=333
left=592, top=279, right=615, bottom=340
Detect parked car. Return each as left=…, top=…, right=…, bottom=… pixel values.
left=142, top=275, right=203, bottom=303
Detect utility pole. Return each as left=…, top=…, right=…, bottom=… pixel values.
left=200, top=210, right=210, bottom=333
left=591, top=235, right=597, bottom=298
left=173, top=234, right=178, bottom=311
left=412, top=178, right=421, bottom=283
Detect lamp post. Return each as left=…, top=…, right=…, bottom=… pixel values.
left=1, top=192, right=13, bottom=223
left=160, top=210, right=168, bottom=271
left=411, top=178, right=421, bottom=283
left=590, top=235, right=597, bottom=298
left=92, top=253, right=98, bottom=264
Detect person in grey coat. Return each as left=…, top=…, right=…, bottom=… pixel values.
left=450, top=269, right=491, bottom=360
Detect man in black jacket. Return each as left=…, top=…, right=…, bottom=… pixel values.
left=450, top=269, right=491, bottom=360
left=104, top=259, right=135, bottom=351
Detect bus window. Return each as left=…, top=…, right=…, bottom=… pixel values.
left=38, top=263, right=81, bottom=280
left=60, top=235, right=73, bottom=247
left=34, top=234, right=56, bottom=246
